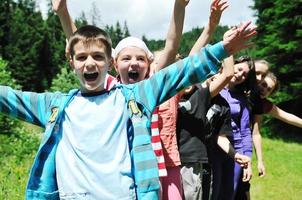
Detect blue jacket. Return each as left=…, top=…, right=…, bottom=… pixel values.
left=0, top=42, right=227, bottom=200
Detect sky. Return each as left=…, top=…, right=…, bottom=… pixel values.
left=37, top=0, right=256, bottom=40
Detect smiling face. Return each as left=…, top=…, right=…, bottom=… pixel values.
left=229, top=62, right=250, bottom=86
left=258, top=76, right=276, bottom=98
left=255, top=61, right=269, bottom=85
left=70, top=41, right=112, bottom=93
left=115, top=47, right=150, bottom=84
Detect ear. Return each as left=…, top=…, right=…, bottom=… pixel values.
left=69, top=57, right=75, bottom=70
left=107, top=57, right=114, bottom=72
left=113, top=58, right=119, bottom=73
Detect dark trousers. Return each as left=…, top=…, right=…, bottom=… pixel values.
left=234, top=171, right=250, bottom=200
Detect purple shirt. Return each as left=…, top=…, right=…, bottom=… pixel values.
left=220, top=88, right=252, bottom=157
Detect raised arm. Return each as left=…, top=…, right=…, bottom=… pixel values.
left=252, top=114, right=266, bottom=177
left=134, top=21, right=257, bottom=112
left=52, top=0, right=77, bottom=39
left=189, top=0, right=229, bottom=55
left=268, top=105, right=302, bottom=128
left=208, top=55, right=234, bottom=97
left=154, top=0, right=189, bottom=72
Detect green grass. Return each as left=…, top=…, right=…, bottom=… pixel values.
left=1, top=126, right=302, bottom=199
left=0, top=123, right=41, bottom=200
left=251, top=137, right=302, bottom=200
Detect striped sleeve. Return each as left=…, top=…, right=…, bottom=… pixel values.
left=0, top=86, right=55, bottom=127
left=133, top=42, right=228, bottom=112
left=151, top=108, right=167, bottom=177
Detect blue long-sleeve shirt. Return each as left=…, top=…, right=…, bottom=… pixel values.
left=0, top=42, right=227, bottom=200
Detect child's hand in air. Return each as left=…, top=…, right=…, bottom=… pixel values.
left=52, top=0, right=67, bottom=15
left=209, top=0, right=229, bottom=28
left=223, top=21, right=257, bottom=55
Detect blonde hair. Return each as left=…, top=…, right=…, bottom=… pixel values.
left=255, top=59, right=270, bottom=69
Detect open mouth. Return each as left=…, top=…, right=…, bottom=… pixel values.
left=84, top=72, right=99, bottom=82
left=128, top=71, right=139, bottom=81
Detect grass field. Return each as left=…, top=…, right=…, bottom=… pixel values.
left=250, top=137, right=302, bottom=200
left=1, top=130, right=302, bottom=199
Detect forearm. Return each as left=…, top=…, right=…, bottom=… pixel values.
left=189, top=21, right=216, bottom=56
left=253, top=131, right=264, bottom=163
left=134, top=42, right=227, bottom=112
left=217, top=135, right=236, bottom=159
left=252, top=115, right=264, bottom=162
left=284, top=115, right=302, bottom=128
left=270, top=105, right=302, bottom=128
left=221, top=55, right=234, bottom=79
left=209, top=55, right=234, bottom=97
left=156, top=0, right=186, bottom=71
left=56, top=7, right=77, bottom=39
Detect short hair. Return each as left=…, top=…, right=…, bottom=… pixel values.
left=68, top=25, right=112, bottom=58
left=266, top=72, right=279, bottom=95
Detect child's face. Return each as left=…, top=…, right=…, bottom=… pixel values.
left=258, top=76, right=275, bottom=98
left=255, top=62, right=269, bottom=85
left=115, top=47, right=150, bottom=84
left=70, top=41, right=112, bottom=93
left=230, top=62, right=250, bottom=85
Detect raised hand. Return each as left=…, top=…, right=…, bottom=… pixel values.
left=52, top=0, right=67, bottom=15
left=209, top=0, right=229, bottom=28
left=222, top=21, right=257, bottom=55
left=51, top=0, right=76, bottom=40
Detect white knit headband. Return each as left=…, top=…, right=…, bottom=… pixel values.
left=113, top=36, right=154, bottom=61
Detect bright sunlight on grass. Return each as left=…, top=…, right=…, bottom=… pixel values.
left=251, top=137, right=302, bottom=200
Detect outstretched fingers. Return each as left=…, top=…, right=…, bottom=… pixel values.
left=218, top=1, right=229, bottom=11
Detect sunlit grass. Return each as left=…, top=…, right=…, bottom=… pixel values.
left=1, top=125, right=302, bottom=199
left=251, top=137, right=302, bottom=200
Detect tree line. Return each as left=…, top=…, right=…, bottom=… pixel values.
left=0, top=0, right=301, bottom=122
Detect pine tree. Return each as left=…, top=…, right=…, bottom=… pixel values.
left=2, top=0, right=47, bottom=91
left=253, top=0, right=302, bottom=100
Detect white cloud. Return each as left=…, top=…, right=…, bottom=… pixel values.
left=37, top=0, right=256, bottom=39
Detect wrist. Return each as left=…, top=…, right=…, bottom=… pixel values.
left=208, top=21, right=218, bottom=31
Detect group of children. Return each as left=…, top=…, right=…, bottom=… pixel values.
left=1, top=0, right=301, bottom=199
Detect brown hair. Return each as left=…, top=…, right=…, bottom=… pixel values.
left=234, top=55, right=257, bottom=94
left=68, top=25, right=112, bottom=58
